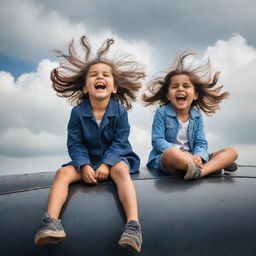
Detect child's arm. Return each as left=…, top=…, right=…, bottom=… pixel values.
left=192, top=114, right=209, bottom=162
left=151, top=108, right=176, bottom=153
left=101, top=109, right=131, bottom=166
left=67, top=108, right=91, bottom=171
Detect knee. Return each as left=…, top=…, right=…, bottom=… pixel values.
left=55, top=167, right=71, bottom=182
left=224, top=147, right=238, bottom=160
left=110, top=163, right=130, bottom=182
left=229, top=147, right=238, bottom=160
left=162, top=147, right=184, bottom=162
left=163, top=147, right=177, bottom=159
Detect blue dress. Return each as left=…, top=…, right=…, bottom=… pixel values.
left=62, top=97, right=140, bottom=173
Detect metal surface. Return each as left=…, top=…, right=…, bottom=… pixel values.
left=0, top=166, right=256, bottom=256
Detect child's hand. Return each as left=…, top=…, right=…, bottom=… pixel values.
left=192, top=155, right=203, bottom=169
left=81, top=165, right=97, bottom=184
left=95, top=163, right=110, bottom=181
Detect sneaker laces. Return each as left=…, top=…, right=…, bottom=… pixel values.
left=123, top=221, right=140, bottom=233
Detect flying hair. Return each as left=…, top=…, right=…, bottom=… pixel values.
left=142, top=51, right=229, bottom=115
left=51, top=36, right=145, bottom=109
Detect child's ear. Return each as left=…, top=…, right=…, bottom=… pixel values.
left=112, top=85, right=117, bottom=94
left=194, top=90, right=199, bottom=100
left=83, top=86, right=88, bottom=94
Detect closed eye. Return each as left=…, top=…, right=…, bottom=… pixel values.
left=183, top=83, right=192, bottom=88
left=169, top=84, right=178, bottom=89
left=89, top=72, right=97, bottom=77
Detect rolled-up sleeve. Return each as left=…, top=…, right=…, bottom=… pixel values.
left=152, top=109, right=175, bottom=152
left=67, top=108, right=91, bottom=170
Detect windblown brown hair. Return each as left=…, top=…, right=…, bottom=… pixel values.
left=142, top=51, right=229, bottom=115
left=51, top=36, right=145, bottom=109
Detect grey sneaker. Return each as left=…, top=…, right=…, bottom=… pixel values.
left=224, top=162, right=238, bottom=172
left=118, top=220, right=142, bottom=252
left=34, top=212, right=66, bottom=246
left=184, top=162, right=201, bottom=180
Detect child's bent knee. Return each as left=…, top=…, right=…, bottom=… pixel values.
left=110, top=164, right=130, bottom=180
left=223, top=147, right=238, bottom=159
left=228, top=147, right=238, bottom=159
left=163, top=147, right=190, bottom=161
left=55, top=166, right=75, bottom=182
left=163, top=147, right=178, bottom=159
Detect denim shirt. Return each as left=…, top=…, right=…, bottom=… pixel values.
left=63, top=97, right=140, bottom=173
left=147, top=104, right=209, bottom=169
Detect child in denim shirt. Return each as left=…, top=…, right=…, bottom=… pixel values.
left=34, top=36, right=145, bottom=252
left=142, top=51, right=238, bottom=180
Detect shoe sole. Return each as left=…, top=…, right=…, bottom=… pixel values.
left=118, top=237, right=141, bottom=252
left=34, top=230, right=66, bottom=246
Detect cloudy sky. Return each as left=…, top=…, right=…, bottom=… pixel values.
left=1, top=0, right=256, bottom=175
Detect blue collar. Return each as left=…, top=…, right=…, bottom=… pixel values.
left=164, top=103, right=200, bottom=119
left=81, top=97, right=119, bottom=118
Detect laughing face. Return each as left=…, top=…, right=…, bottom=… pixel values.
left=167, top=74, right=198, bottom=115
left=83, top=63, right=116, bottom=101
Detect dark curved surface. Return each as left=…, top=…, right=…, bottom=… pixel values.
left=0, top=166, right=256, bottom=256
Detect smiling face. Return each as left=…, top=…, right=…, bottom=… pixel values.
left=83, top=63, right=116, bottom=101
left=167, top=74, right=198, bottom=115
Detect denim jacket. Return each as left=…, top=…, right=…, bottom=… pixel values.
left=147, top=104, right=209, bottom=169
left=63, top=97, right=140, bottom=173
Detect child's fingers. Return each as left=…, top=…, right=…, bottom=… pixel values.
left=193, top=158, right=203, bottom=169
left=96, top=172, right=108, bottom=180
left=84, top=172, right=97, bottom=184
left=192, top=155, right=203, bottom=168
left=95, top=170, right=102, bottom=180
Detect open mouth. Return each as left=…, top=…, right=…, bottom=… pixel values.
left=94, top=83, right=106, bottom=90
left=176, top=95, right=186, bottom=102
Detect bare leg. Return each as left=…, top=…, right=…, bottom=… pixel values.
left=47, top=166, right=82, bottom=219
left=201, top=147, right=238, bottom=177
left=110, top=162, right=138, bottom=222
left=162, top=147, right=194, bottom=174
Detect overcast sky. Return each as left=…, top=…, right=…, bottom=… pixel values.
left=0, top=0, right=256, bottom=175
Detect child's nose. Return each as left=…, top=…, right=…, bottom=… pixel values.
left=97, top=73, right=104, bottom=79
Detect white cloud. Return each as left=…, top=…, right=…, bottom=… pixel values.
left=201, top=35, right=256, bottom=147
left=0, top=0, right=85, bottom=60
left=130, top=125, right=151, bottom=165
left=1, top=31, right=256, bottom=175
left=0, top=0, right=154, bottom=72
left=234, top=144, right=256, bottom=165
left=0, top=155, right=70, bottom=175
left=0, top=59, right=70, bottom=159
left=0, top=128, right=66, bottom=157
left=0, top=0, right=154, bottom=173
